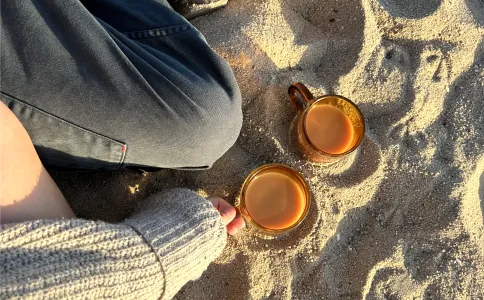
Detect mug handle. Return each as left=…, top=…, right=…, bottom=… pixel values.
left=288, top=82, right=314, bottom=111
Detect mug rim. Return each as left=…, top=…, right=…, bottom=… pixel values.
left=301, top=94, right=366, bottom=157
left=239, top=163, right=311, bottom=235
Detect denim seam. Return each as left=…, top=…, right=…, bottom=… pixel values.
left=116, top=145, right=127, bottom=170
left=123, top=24, right=194, bottom=40
left=39, top=155, right=119, bottom=168
left=1, top=92, right=126, bottom=168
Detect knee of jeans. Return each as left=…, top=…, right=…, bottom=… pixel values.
left=187, top=80, right=243, bottom=167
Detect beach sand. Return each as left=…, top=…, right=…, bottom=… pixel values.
left=53, top=0, right=484, bottom=298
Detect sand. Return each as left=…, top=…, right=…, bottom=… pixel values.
left=52, top=0, right=484, bottom=298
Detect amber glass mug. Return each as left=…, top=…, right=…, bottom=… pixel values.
left=239, top=164, right=311, bottom=236
left=288, top=82, right=365, bottom=164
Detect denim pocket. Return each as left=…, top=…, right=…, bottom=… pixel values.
left=1, top=93, right=126, bottom=170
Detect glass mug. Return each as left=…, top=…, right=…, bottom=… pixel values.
left=288, top=82, right=365, bottom=164
left=239, top=164, right=310, bottom=236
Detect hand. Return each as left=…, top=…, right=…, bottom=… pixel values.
left=207, top=196, right=245, bottom=235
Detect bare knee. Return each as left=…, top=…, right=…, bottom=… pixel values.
left=0, top=101, right=74, bottom=223
left=0, top=101, right=38, bottom=166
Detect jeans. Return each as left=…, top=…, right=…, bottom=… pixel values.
left=1, top=0, right=242, bottom=170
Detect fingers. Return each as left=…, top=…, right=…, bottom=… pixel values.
left=207, top=196, right=246, bottom=234
left=226, top=213, right=246, bottom=235
left=220, top=207, right=236, bottom=226
left=207, top=196, right=236, bottom=225
left=230, top=213, right=246, bottom=229
left=226, top=223, right=239, bottom=235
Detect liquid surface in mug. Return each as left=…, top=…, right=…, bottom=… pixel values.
left=245, top=170, right=306, bottom=230
left=304, top=104, right=354, bottom=154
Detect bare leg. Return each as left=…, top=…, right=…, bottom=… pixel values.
left=0, top=102, right=75, bottom=224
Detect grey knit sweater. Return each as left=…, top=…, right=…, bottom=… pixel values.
left=0, top=189, right=227, bottom=299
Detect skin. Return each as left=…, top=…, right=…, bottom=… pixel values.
left=207, top=196, right=245, bottom=235
left=0, top=101, right=245, bottom=235
left=0, top=102, right=75, bottom=223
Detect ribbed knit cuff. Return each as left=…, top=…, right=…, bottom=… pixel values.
left=1, top=219, right=165, bottom=299
left=123, top=188, right=226, bottom=299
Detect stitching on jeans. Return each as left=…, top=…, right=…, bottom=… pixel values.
left=116, top=145, right=127, bottom=170
left=123, top=24, right=194, bottom=40
left=1, top=93, right=124, bottom=144
left=1, top=92, right=126, bottom=167
left=41, top=155, right=120, bottom=168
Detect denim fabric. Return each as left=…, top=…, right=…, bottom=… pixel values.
left=1, top=0, right=242, bottom=170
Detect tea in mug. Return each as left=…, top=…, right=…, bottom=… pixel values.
left=240, top=164, right=310, bottom=233
left=304, top=103, right=354, bottom=154
left=288, top=82, right=365, bottom=163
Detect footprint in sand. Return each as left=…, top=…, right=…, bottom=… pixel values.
left=400, top=45, right=450, bottom=133
left=364, top=267, right=426, bottom=299
left=365, top=41, right=411, bottom=81
left=377, top=0, right=441, bottom=19
left=403, top=240, right=451, bottom=281
left=342, top=39, right=412, bottom=120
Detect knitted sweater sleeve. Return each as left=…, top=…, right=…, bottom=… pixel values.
left=0, top=188, right=227, bottom=300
